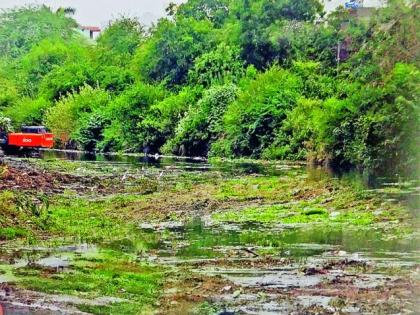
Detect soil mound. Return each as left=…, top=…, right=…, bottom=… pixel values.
left=0, top=161, right=72, bottom=192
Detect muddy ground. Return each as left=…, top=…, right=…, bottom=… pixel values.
left=0, top=154, right=419, bottom=314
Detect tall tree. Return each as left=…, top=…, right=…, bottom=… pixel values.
left=0, top=5, right=77, bottom=58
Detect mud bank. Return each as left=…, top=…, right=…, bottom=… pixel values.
left=0, top=159, right=74, bottom=193
left=0, top=154, right=418, bottom=314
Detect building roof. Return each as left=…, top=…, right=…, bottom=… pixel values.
left=79, top=26, right=101, bottom=32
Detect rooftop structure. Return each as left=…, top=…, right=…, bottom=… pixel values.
left=79, top=26, right=101, bottom=39
left=323, top=0, right=383, bottom=12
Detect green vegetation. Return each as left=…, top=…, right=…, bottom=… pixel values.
left=212, top=204, right=377, bottom=225
left=15, top=250, right=163, bottom=314
left=0, top=1, right=418, bottom=176
left=0, top=3, right=418, bottom=310
left=0, top=190, right=48, bottom=240
left=0, top=158, right=411, bottom=242
left=211, top=173, right=408, bottom=226
left=0, top=157, right=416, bottom=313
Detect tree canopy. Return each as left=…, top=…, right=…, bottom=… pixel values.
left=0, top=1, right=418, bottom=176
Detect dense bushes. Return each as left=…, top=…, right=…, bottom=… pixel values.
left=342, top=64, right=419, bottom=174
left=0, top=1, right=417, bottom=176
left=217, top=66, right=301, bottom=158
left=165, top=84, right=238, bottom=156
left=20, top=39, right=89, bottom=96
left=99, top=83, right=166, bottom=152
left=0, top=5, right=77, bottom=58
left=136, top=87, right=201, bottom=153
left=45, top=86, right=110, bottom=148
left=133, top=18, right=215, bottom=86
left=3, top=97, right=49, bottom=127
left=0, top=79, right=18, bottom=108
left=188, top=43, right=245, bottom=87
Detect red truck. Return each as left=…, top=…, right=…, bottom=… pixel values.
left=0, top=126, right=54, bottom=155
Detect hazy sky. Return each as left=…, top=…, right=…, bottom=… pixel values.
left=0, top=0, right=186, bottom=26
left=0, top=0, right=384, bottom=27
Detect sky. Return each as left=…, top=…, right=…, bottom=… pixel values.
left=0, top=0, right=186, bottom=26
left=0, top=0, right=385, bottom=27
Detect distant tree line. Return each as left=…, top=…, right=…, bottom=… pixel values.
left=0, top=1, right=418, bottom=176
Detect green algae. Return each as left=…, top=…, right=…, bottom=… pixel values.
left=210, top=172, right=411, bottom=227
left=0, top=227, right=29, bottom=240
left=212, top=203, right=377, bottom=226
left=2, top=158, right=412, bottom=243
left=46, top=197, right=136, bottom=242
left=13, top=250, right=164, bottom=314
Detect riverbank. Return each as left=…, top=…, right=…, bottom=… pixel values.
left=0, top=156, right=418, bottom=314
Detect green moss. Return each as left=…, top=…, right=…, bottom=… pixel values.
left=282, top=212, right=329, bottom=224
left=332, top=212, right=375, bottom=225
left=214, top=176, right=298, bottom=201
left=213, top=205, right=286, bottom=223
left=0, top=227, right=30, bottom=240
left=77, top=302, right=155, bottom=315
left=15, top=251, right=163, bottom=314
left=46, top=197, right=136, bottom=241
left=213, top=201, right=378, bottom=226
left=30, top=159, right=83, bottom=174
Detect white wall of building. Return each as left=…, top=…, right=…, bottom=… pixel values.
left=323, top=0, right=386, bottom=12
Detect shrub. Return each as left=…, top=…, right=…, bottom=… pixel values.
left=4, top=97, right=50, bottom=127
left=164, top=84, right=238, bottom=156
left=45, top=86, right=110, bottom=147
left=188, top=43, right=245, bottom=87
left=73, top=113, right=108, bottom=152
left=0, top=5, right=77, bottom=59
left=344, top=63, right=420, bottom=174
left=137, top=87, right=201, bottom=153
left=0, top=114, right=14, bottom=133
left=219, top=66, right=302, bottom=158
left=100, top=83, right=166, bottom=152
left=94, top=66, right=135, bottom=94
left=0, top=78, right=18, bottom=108
left=133, top=18, right=215, bottom=86
left=40, top=62, right=94, bottom=100
left=21, top=39, right=89, bottom=95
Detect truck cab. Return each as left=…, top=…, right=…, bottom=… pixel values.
left=21, top=126, right=48, bottom=134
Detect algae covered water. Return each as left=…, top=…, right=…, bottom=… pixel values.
left=0, top=152, right=419, bottom=314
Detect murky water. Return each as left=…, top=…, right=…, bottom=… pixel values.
left=1, top=150, right=419, bottom=314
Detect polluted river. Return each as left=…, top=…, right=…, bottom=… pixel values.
left=0, top=151, right=418, bottom=314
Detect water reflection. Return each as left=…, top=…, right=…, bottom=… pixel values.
left=39, top=149, right=296, bottom=176
left=37, top=149, right=420, bottom=212
left=130, top=219, right=420, bottom=261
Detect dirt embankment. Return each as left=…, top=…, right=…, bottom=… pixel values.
left=0, top=160, right=74, bottom=193
left=0, top=158, right=162, bottom=195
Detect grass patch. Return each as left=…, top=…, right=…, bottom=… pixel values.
left=77, top=302, right=154, bottom=315
left=0, top=227, right=29, bottom=240
left=213, top=204, right=330, bottom=224
left=15, top=251, right=163, bottom=314
left=214, top=176, right=298, bottom=201
left=47, top=197, right=136, bottom=242
left=212, top=202, right=377, bottom=225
